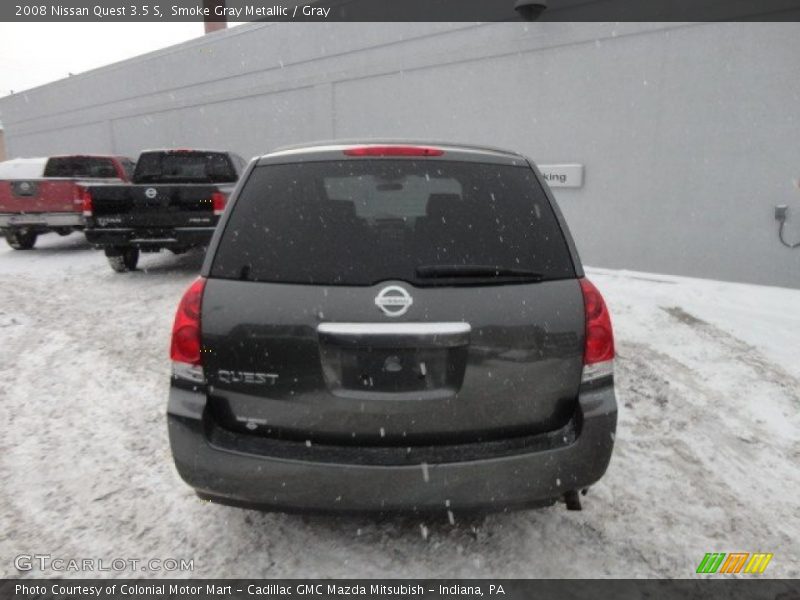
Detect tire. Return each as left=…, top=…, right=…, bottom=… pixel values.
left=55, top=228, right=72, bottom=236
left=5, top=230, right=38, bottom=250
left=105, top=247, right=139, bottom=272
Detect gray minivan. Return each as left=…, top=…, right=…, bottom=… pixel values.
left=167, top=142, right=617, bottom=513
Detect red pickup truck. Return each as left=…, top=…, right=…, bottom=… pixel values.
left=0, top=154, right=135, bottom=249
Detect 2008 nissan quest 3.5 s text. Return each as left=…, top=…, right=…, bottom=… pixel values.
left=167, top=141, right=617, bottom=514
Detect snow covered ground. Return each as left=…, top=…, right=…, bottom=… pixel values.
left=0, top=233, right=798, bottom=578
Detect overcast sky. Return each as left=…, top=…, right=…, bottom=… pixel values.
left=0, top=23, right=212, bottom=97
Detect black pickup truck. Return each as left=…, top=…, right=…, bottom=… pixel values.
left=84, top=149, right=245, bottom=272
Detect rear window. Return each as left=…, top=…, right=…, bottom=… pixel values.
left=210, top=160, right=575, bottom=286
left=133, top=152, right=237, bottom=184
left=43, top=157, right=119, bottom=179
left=120, top=158, right=136, bottom=180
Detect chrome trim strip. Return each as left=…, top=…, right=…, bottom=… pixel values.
left=318, top=322, right=471, bottom=336
left=88, top=227, right=215, bottom=233
left=0, top=212, right=83, bottom=227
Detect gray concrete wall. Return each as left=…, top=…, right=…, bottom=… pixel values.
left=1, top=21, right=799, bottom=288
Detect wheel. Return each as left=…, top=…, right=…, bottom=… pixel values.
left=55, top=228, right=72, bottom=236
left=105, top=247, right=139, bottom=272
left=5, top=230, right=38, bottom=250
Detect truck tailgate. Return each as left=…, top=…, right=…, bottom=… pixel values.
left=0, top=179, right=85, bottom=214
left=89, top=184, right=225, bottom=228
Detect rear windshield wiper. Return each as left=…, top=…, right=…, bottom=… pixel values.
left=416, top=264, right=544, bottom=281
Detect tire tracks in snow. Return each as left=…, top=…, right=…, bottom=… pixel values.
left=612, top=337, right=799, bottom=577
left=661, top=306, right=800, bottom=404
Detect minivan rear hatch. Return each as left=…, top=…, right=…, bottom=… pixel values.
left=202, top=151, right=584, bottom=445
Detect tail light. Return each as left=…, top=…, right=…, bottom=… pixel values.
left=343, top=145, right=444, bottom=157
left=170, top=277, right=206, bottom=382
left=580, top=278, right=614, bottom=383
left=212, top=191, right=227, bottom=216
left=76, top=186, right=93, bottom=217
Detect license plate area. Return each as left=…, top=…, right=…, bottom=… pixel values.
left=317, top=322, right=470, bottom=399
left=324, top=346, right=464, bottom=394
left=9, top=215, right=46, bottom=225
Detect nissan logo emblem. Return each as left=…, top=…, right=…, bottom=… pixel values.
left=374, top=285, right=413, bottom=317
left=145, top=187, right=158, bottom=199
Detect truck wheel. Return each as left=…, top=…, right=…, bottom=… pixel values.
left=6, top=231, right=38, bottom=250
left=105, top=247, right=139, bottom=272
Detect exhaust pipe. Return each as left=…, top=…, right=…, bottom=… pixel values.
left=564, top=489, right=588, bottom=511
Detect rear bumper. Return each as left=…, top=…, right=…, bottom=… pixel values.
left=85, top=226, right=215, bottom=249
left=0, top=212, right=83, bottom=231
left=167, top=383, right=617, bottom=513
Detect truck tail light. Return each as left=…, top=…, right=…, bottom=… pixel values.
left=580, top=278, right=615, bottom=383
left=170, top=278, right=206, bottom=381
left=77, top=186, right=93, bottom=216
left=212, top=191, right=227, bottom=216
left=343, top=146, right=444, bottom=157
